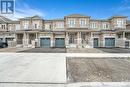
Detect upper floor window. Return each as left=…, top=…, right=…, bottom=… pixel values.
left=45, top=24, right=52, bottom=30
left=68, top=19, right=76, bottom=27
left=34, top=24, right=37, bottom=29
left=102, top=23, right=109, bottom=29
left=8, top=25, right=12, bottom=30
left=33, top=21, right=40, bottom=29
left=23, top=21, right=29, bottom=29
left=56, top=22, right=64, bottom=28
left=90, top=22, right=97, bottom=29
left=116, top=19, right=124, bottom=28
left=2, top=24, right=6, bottom=29
left=80, top=19, right=86, bottom=27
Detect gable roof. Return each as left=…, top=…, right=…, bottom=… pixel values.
left=0, top=16, right=12, bottom=23
left=65, top=14, right=90, bottom=18
left=20, top=15, right=43, bottom=20
left=109, top=15, right=127, bottom=19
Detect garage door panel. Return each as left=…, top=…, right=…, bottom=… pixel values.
left=55, top=38, right=65, bottom=48
left=40, top=38, right=50, bottom=47
left=105, top=38, right=115, bottom=47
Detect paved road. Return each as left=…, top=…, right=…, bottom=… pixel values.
left=0, top=53, right=66, bottom=83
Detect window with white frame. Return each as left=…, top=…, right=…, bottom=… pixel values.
left=80, top=19, right=86, bottom=27
left=68, top=19, right=76, bottom=27
left=45, top=24, right=52, bottom=30
left=102, top=23, right=109, bottom=29
left=56, top=22, right=64, bottom=28
left=1, top=24, right=6, bottom=30
left=116, top=19, right=124, bottom=28
left=15, top=24, right=20, bottom=30
left=8, top=25, right=12, bottom=30
left=23, top=21, right=29, bottom=29
left=33, top=21, right=40, bottom=29
left=90, top=22, right=97, bottom=29
left=34, top=24, right=37, bottom=29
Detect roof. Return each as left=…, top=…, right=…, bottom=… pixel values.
left=0, top=16, right=12, bottom=23
left=20, top=15, right=43, bottom=20
left=44, top=18, right=64, bottom=23
left=109, top=15, right=127, bottom=19
left=65, top=14, right=90, bottom=18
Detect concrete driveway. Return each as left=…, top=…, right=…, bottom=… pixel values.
left=96, top=48, right=130, bottom=53
left=18, top=48, right=66, bottom=53
left=67, top=48, right=130, bottom=53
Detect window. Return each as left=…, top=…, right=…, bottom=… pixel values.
left=68, top=19, right=76, bottom=27
left=2, top=24, right=6, bottom=29
left=116, top=19, right=124, bottom=28
left=80, top=19, right=86, bottom=27
left=23, top=21, right=29, bottom=29
left=45, top=24, right=52, bottom=30
left=56, top=22, right=64, bottom=28
left=102, top=23, right=109, bottom=29
left=34, top=24, right=37, bottom=29
left=90, top=22, right=97, bottom=28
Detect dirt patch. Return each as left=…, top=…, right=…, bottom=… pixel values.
left=67, top=58, right=130, bottom=82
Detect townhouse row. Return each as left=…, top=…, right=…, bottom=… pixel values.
left=0, top=14, right=130, bottom=48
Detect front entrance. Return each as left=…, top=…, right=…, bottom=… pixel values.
left=17, top=34, right=23, bottom=44
left=125, top=41, right=129, bottom=48
left=6, top=38, right=14, bottom=43
left=29, top=34, right=36, bottom=44
left=105, top=38, right=115, bottom=47
left=40, top=38, right=50, bottom=48
left=55, top=38, right=65, bottom=48
left=93, top=38, right=98, bottom=48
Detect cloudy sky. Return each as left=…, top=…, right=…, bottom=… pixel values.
left=12, top=0, right=130, bottom=20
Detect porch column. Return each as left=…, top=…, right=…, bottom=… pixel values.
left=23, top=32, right=26, bottom=46
left=65, top=32, right=69, bottom=46
left=26, top=33, right=29, bottom=45
left=90, top=32, right=93, bottom=47
left=35, top=33, right=38, bottom=47
left=77, top=32, right=82, bottom=47
left=51, top=33, right=54, bottom=47
left=14, top=33, right=17, bottom=42
left=123, top=31, right=125, bottom=39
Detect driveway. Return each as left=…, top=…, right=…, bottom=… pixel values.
left=96, top=48, right=130, bottom=53
left=18, top=48, right=66, bottom=53
left=0, top=47, right=31, bottom=52
left=67, top=48, right=130, bottom=53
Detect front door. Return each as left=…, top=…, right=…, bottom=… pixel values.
left=125, top=41, right=129, bottom=48
left=93, top=38, right=98, bottom=48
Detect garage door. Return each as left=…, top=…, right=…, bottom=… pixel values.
left=105, top=38, right=115, bottom=47
left=93, top=38, right=98, bottom=48
left=40, top=38, right=50, bottom=47
left=55, top=38, right=65, bottom=47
